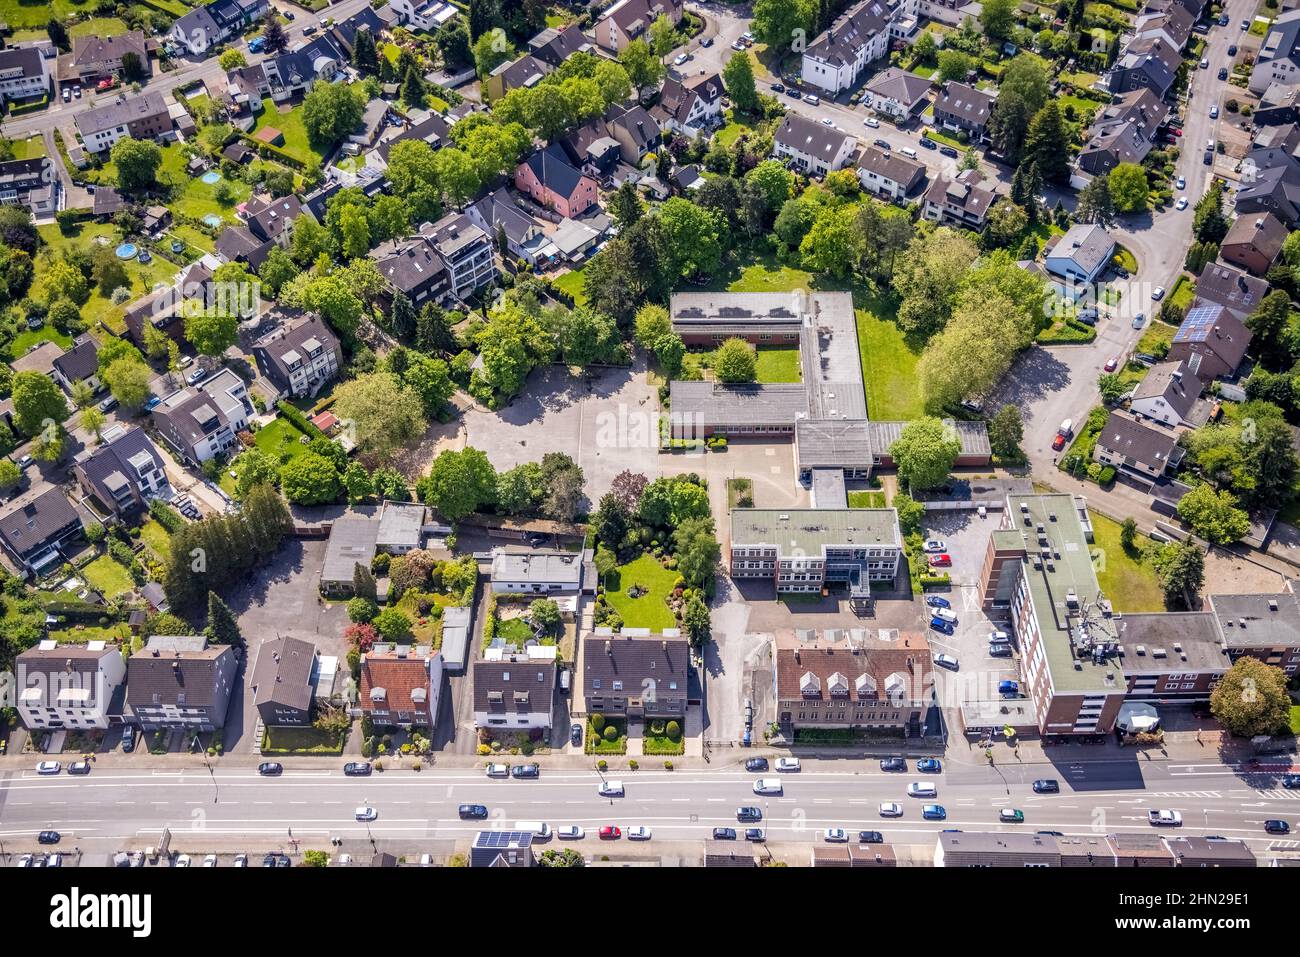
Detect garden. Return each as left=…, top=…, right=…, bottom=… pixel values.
left=642, top=717, right=684, bottom=756
left=250, top=97, right=323, bottom=167
left=1088, top=513, right=1166, bottom=612
left=220, top=414, right=315, bottom=496
left=585, top=713, right=627, bottom=755
left=261, top=724, right=347, bottom=755
left=601, top=553, right=680, bottom=631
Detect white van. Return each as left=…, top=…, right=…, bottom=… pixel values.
left=1058, top=418, right=1073, bottom=437
left=899, top=145, right=918, bottom=159
left=907, top=781, right=937, bottom=798
left=515, top=821, right=552, bottom=839
left=559, top=668, right=571, bottom=693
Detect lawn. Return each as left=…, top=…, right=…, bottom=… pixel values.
left=222, top=416, right=313, bottom=495
left=586, top=716, right=627, bottom=754
left=552, top=267, right=588, bottom=306
left=261, top=726, right=346, bottom=754
left=1089, top=513, right=1166, bottom=613
left=494, top=614, right=535, bottom=646
left=1112, top=245, right=1139, bottom=274
left=1137, top=319, right=1177, bottom=356
left=603, top=553, right=678, bottom=630
left=1291, top=705, right=1300, bottom=736
left=7, top=135, right=45, bottom=160
left=1169, top=275, right=1195, bottom=312
left=684, top=344, right=800, bottom=383
left=855, top=289, right=924, bottom=421
left=848, top=490, right=887, bottom=508
left=138, top=520, right=172, bottom=559
left=251, top=97, right=323, bottom=166
left=0, top=0, right=137, bottom=31
left=81, top=555, right=136, bottom=601
left=5, top=324, right=72, bottom=361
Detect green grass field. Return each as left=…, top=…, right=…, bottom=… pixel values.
left=5, top=324, right=72, bottom=361
left=1089, top=513, right=1166, bottom=612
left=221, top=416, right=313, bottom=495
left=855, top=289, right=924, bottom=421
left=252, top=97, right=323, bottom=165
left=552, top=267, right=588, bottom=306
left=1137, top=319, right=1177, bottom=356
left=81, top=554, right=135, bottom=600
left=6, top=135, right=45, bottom=160
left=603, top=554, right=678, bottom=630
left=138, top=519, right=172, bottom=559
left=848, top=490, right=887, bottom=508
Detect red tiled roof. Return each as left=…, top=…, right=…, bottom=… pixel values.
left=359, top=651, right=431, bottom=714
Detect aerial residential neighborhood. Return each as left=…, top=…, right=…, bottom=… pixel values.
left=0, top=0, right=1298, bottom=892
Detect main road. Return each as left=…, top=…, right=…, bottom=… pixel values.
left=3, top=757, right=1297, bottom=856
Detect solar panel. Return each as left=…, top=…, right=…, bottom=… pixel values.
left=474, top=830, right=531, bottom=847
left=1173, top=304, right=1221, bottom=344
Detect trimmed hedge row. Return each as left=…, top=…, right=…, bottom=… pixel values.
left=276, top=400, right=325, bottom=438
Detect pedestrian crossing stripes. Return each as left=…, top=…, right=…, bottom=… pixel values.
left=1146, top=791, right=1223, bottom=798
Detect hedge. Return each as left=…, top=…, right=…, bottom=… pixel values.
left=9, top=95, right=49, bottom=116
left=149, top=499, right=186, bottom=534
left=276, top=400, right=325, bottom=438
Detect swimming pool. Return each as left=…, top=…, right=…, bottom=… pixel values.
left=202, top=214, right=223, bottom=228
left=201, top=171, right=221, bottom=185
left=115, top=242, right=138, bottom=259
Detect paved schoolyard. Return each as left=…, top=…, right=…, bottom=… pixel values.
left=462, top=360, right=661, bottom=506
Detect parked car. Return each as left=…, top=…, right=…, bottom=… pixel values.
left=745, top=757, right=769, bottom=772
left=989, top=643, right=1013, bottom=657
left=731, top=39, right=746, bottom=50
left=1175, top=175, right=1185, bottom=189
left=343, top=762, right=371, bottom=776
left=233, top=854, right=248, bottom=867
left=1000, top=808, right=1026, bottom=823
left=775, top=757, right=801, bottom=772
left=17, top=854, right=35, bottom=867
left=820, top=827, right=847, bottom=843
left=45, top=853, right=63, bottom=867
left=62, top=87, right=71, bottom=102
left=557, top=825, right=585, bottom=839
left=1264, top=819, right=1291, bottom=834
left=927, top=553, right=952, bottom=568
left=880, top=757, right=907, bottom=772
left=258, top=762, right=283, bottom=775
left=701, top=35, right=712, bottom=46
left=922, top=804, right=947, bottom=820
left=1052, top=432, right=1067, bottom=451
left=713, top=827, right=737, bottom=840
left=923, top=540, right=947, bottom=553
left=354, top=806, right=377, bottom=822
left=753, top=778, right=783, bottom=795
left=598, top=780, right=625, bottom=797
left=930, top=617, right=954, bottom=635
left=1133, top=312, right=1146, bottom=329
left=998, top=680, right=1021, bottom=697
left=511, top=763, right=540, bottom=779
left=1103, top=356, right=1118, bottom=372
left=803, top=93, right=820, bottom=105
left=917, top=758, right=942, bottom=773
left=202, top=854, right=218, bottom=867
left=923, top=597, right=950, bottom=611
left=458, top=804, right=489, bottom=819
left=485, top=763, right=510, bottom=778
left=175, top=855, right=191, bottom=867
left=933, top=607, right=958, bottom=623
left=939, top=145, right=959, bottom=158
left=1209, top=105, right=1219, bottom=119
left=1033, top=779, right=1060, bottom=794
left=1175, top=196, right=1188, bottom=210
left=863, top=115, right=880, bottom=128
left=745, top=827, right=766, bottom=841
left=36, top=761, right=61, bottom=775
left=38, top=830, right=60, bottom=845
left=68, top=761, right=90, bottom=775
left=1218, top=66, right=1229, bottom=80
left=934, top=653, right=959, bottom=670
left=1281, top=775, right=1300, bottom=789
left=673, top=52, right=689, bottom=66
left=771, top=82, right=785, bottom=93
left=1148, top=809, right=1183, bottom=826
left=185, top=367, right=206, bottom=386
left=919, top=137, right=937, bottom=149
left=97, top=395, right=118, bottom=414
left=879, top=802, right=903, bottom=817
left=571, top=723, right=583, bottom=746
left=1241, top=19, right=1249, bottom=29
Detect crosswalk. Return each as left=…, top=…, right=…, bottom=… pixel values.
left=1146, top=790, right=1300, bottom=800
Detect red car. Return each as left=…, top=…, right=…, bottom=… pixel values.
left=1052, top=433, right=1067, bottom=451
left=927, top=553, right=952, bottom=567
left=1103, top=356, right=1118, bottom=372
left=96, top=78, right=115, bottom=91
left=599, top=825, right=621, bottom=840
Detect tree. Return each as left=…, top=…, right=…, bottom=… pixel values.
left=11, top=370, right=68, bottom=437
left=205, top=591, right=243, bottom=649
left=539, top=848, right=586, bottom=868
left=529, top=597, right=562, bottom=634
left=981, top=0, right=1016, bottom=38
left=800, top=203, right=859, bottom=277
left=619, top=39, right=664, bottom=97
left=1108, top=163, right=1149, bottom=213
left=1098, top=372, right=1128, bottom=406
left=400, top=353, right=454, bottom=416
left=1245, top=290, right=1293, bottom=370
left=47, top=18, right=70, bottom=52
left=372, top=607, right=413, bottom=643
left=436, top=21, right=474, bottom=69
left=1193, top=184, right=1229, bottom=244
left=894, top=228, right=980, bottom=338
left=111, top=138, right=162, bottom=192
left=752, top=0, right=817, bottom=52
left=988, top=405, right=1024, bottom=458
left=608, top=181, right=644, bottom=230
left=1210, top=656, right=1292, bottom=738
left=80, top=406, right=106, bottom=442
left=280, top=453, right=344, bottom=505
left=594, top=60, right=632, bottom=107
left=713, top=337, right=757, bottom=383
left=422, top=447, right=497, bottom=521
left=1148, top=538, right=1205, bottom=605
left=338, top=203, right=372, bottom=259
left=302, top=81, right=365, bottom=149
left=983, top=200, right=1029, bottom=250
left=650, top=13, right=677, bottom=59
left=722, top=51, right=759, bottom=113
left=1176, top=483, right=1250, bottom=545
left=682, top=592, right=711, bottom=647
left=1023, top=100, right=1071, bottom=183
left=1119, top=517, right=1137, bottom=552
left=1074, top=174, right=1115, bottom=225
left=333, top=372, right=427, bottom=461
left=352, top=27, right=380, bottom=74
left=233, top=448, right=278, bottom=498
left=0, top=459, right=21, bottom=489
left=263, top=17, right=289, bottom=54
left=219, top=49, right=247, bottom=70
left=468, top=0, right=499, bottom=40
left=937, top=49, right=976, bottom=83
left=889, top=417, right=961, bottom=491
left=674, top=516, right=721, bottom=590
left=184, top=310, right=239, bottom=358
left=401, top=64, right=427, bottom=109
left=473, top=28, right=515, bottom=79
left=634, top=304, right=671, bottom=350
left=657, top=197, right=723, bottom=280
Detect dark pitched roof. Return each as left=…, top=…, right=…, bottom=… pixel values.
left=252, top=635, right=317, bottom=713
left=521, top=143, right=587, bottom=199
left=0, top=487, right=81, bottom=560
left=528, top=23, right=593, bottom=66
left=371, top=234, right=447, bottom=296
left=76, top=427, right=165, bottom=505
left=0, top=47, right=46, bottom=81
left=377, top=110, right=450, bottom=161
left=472, top=656, right=557, bottom=717
left=856, top=144, right=924, bottom=190
left=864, top=67, right=932, bottom=107
left=52, top=337, right=99, bottom=383
left=1095, top=410, right=1181, bottom=470
left=127, top=635, right=237, bottom=710
left=805, top=0, right=891, bottom=68
left=935, top=81, right=995, bottom=126
left=581, top=629, right=690, bottom=700
left=71, top=31, right=148, bottom=68
left=244, top=193, right=303, bottom=243
left=1173, top=302, right=1252, bottom=370
left=1192, top=261, right=1270, bottom=318
left=1131, top=360, right=1203, bottom=419
left=606, top=103, right=660, bottom=151
left=253, top=313, right=340, bottom=385
left=775, top=112, right=852, bottom=161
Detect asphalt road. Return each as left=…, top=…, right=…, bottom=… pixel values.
left=3, top=758, right=1298, bottom=855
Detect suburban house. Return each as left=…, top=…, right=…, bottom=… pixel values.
left=730, top=508, right=903, bottom=594
left=592, top=0, right=684, bottom=55
left=0, top=47, right=50, bottom=105
left=605, top=104, right=661, bottom=164
left=358, top=644, right=443, bottom=728
left=1129, top=361, right=1210, bottom=428
left=1106, top=35, right=1181, bottom=97
left=580, top=627, right=691, bottom=719
left=50, top=338, right=101, bottom=396
left=515, top=143, right=600, bottom=218
left=127, top=636, right=239, bottom=732
left=169, top=0, right=269, bottom=57
left=10, top=340, right=63, bottom=379
left=528, top=23, right=592, bottom=66
left=16, top=639, right=128, bottom=732
left=252, top=312, right=342, bottom=400
left=470, top=831, right=535, bottom=867
left=472, top=655, right=557, bottom=732
left=0, top=487, right=84, bottom=577
left=855, top=144, right=925, bottom=200
left=650, top=73, right=723, bottom=139
left=1217, top=212, right=1288, bottom=276
left=0, top=157, right=55, bottom=216
left=123, top=258, right=214, bottom=348
left=1091, top=410, right=1184, bottom=484
left=376, top=109, right=450, bottom=162
left=75, top=92, right=172, bottom=154
left=73, top=427, right=169, bottom=521
left=1045, top=223, right=1116, bottom=287
left=490, top=549, right=584, bottom=595
left=371, top=213, right=496, bottom=306
left=922, top=168, right=995, bottom=230
left=328, top=5, right=395, bottom=57
left=150, top=368, right=253, bottom=466
left=260, top=38, right=345, bottom=102
left=773, top=630, right=935, bottom=736
left=773, top=113, right=857, bottom=176
left=371, top=232, right=450, bottom=307
left=1191, top=261, right=1270, bottom=320
left=1167, top=303, right=1253, bottom=381
left=15, top=640, right=127, bottom=731
left=1250, top=9, right=1300, bottom=95
left=800, top=0, right=896, bottom=95
left=387, top=0, right=456, bottom=32
left=482, top=53, right=552, bottom=103
left=1076, top=88, right=1169, bottom=176
left=319, top=515, right=380, bottom=597
left=1132, top=3, right=1195, bottom=51
left=250, top=635, right=320, bottom=727
left=70, top=31, right=151, bottom=83
left=863, top=67, right=931, bottom=123
left=933, top=81, right=995, bottom=141
left=467, top=188, right=557, bottom=267
left=1235, top=154, right=1300, bottom=226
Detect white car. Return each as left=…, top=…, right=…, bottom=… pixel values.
left=820, top=116, right=833, bottom=126
left=598, top=780, right=625, bottom=797
left=45, top=854, right=62, bottom=868
left=824, top=828, right=849, bottom=842
left=879, top=802, right=903, bottom=817
left=233, top=854, right=248, bottom=867
left=989, top=630, right=1010, bottom=644
left=17, top=854, right=34, bottom=868
left=753, top=778, right=783, bottom=795
left=202, top=854, right=218, bottom=867
left=1209, top=104, right=1219, bottom=118
left=1148, top=809, right=1183, bottom=826
left=185, top=368, right=206, bottom=386
left=673, top=52, right=689, bottom=66
left=803, top=93, right=820, bottom=105
left=933, top=607, right=958, bottom=623
left=923, top=540, right=947, bottom=553
left=907, top=781, right=938, bottom=798
left=1175, top=176, right=1185, bottom=189
left=35, top=761, right=61, bottom=775
left=775, top=757, right=801, bottom=772
left=177, top=354, right=194, bottom=369
left=1175, top=196, right=1188, bottom=210
left=485, top=763, right=510, bottom=778
left=627, top=826, right=653, bottom=841
left=336, top=853, right=353, bottom=865
left=557, top=825, right=586, bottom=840
left=934, top=653, right=959, bottom=670
left=355, top=806, right=378, bottom=821
left=863, top=116, right=880, bottom=128
left=730, top=39, right=745, bottom=50
left=175, top=854, right=192, bottom=867
left=1151, top=286, right=1166, bottom=301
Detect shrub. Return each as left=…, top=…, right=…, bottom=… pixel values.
left=602, top=724, right=619, bottom=742
left=348, top=597, right=378, bottom=623
left=665, top=720, right=681, bottom=740
left=629, top=759, right=639, bottom=770
left=597, top=759, right=608, bottom=770
left=590, top=712, right=605, bottom=733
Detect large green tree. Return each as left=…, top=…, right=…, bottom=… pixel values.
left=889, top=417, right=960, bottom=491
left=1210, top=656, right=1292, bottom=738
left=110, top=138, right=162, bottom=193
left=722, top=50, right=759, bottom=113
left=421, top=446, right=497, bottom=521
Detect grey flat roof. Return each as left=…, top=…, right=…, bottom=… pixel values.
left=795, top=419, right=873, bottom=470
left=1209, top=591, right=1300, bottom=649
left=322, top=515, right=379, bottom=585
left=491, top=550, right=583, bottom=586
left=669, top=381, right=810, bottom=429
left=731, top=508, right=901, bottom=551
left=670, top=291, right=806, bottom=330
left=376, top=501, right=426, bottom=549
left=801, top=292, right=866, bottom=421
left=1114, top=612, right=1230, bottom=674
left=811, top=469, right=848, bottom=509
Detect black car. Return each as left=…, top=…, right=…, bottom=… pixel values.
left=1032, top=779, right=1060, bottom=794
left=938, top=145, right=959, bottom=158
left=1228, top=44, right=1237, bottom=55
left=745, top=828, right=766, bottom=841
left=713, top=827, right=737, bottom=840
left=745, top=757, right=769, bottom=772
left=121, top=731, right=135, bottom=753
left=459, top=804, right=489, bottom=819
left=873, top=138, right=891, bottom=150
left=1265, top=819, right=1291, bottom=834
left=258, top=762, right=283, bottom=776
left=858, top=830, right=884, bottom=844
left=38, top=830, right=60, bottom=845
left=785, top=88, right=801, bottom=99
left=343, top=762, right=371, bottom=776
left=1217, top=67, right=1229, bottom=80
left=700, top=36, right=712, bottom=47
left=1282, top=775, right=1300, bottom=789
left=262, top=854, right=289, bottom=867
left=511, top=763, right=540, bottom=779
left=571, top=723, right=583, bottom=746
left=880, top=757, right=907, bottom=772
left=737, top=806, right=763, bottom=822
left=1036, top=830, right=1065, bottom=837
left=919, top=137, right=937, bottom=150
left=771, top=82, right=785, bottom=93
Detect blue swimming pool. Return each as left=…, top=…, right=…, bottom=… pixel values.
left=115, top=243, right=138, bottom=260
left=202, top=214, right=223, bottom=228
left=201, top=171, right=221, bottom=185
